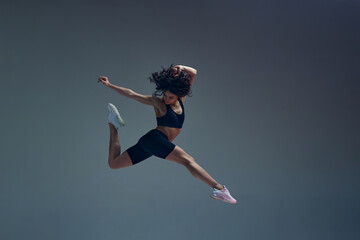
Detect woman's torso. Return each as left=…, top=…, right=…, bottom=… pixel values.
left=154, top=97, right=184, bottom=142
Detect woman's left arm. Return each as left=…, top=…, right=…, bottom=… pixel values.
left=174, top=65, right=197, bottom=86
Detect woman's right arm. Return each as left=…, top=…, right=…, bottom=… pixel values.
left=173, top=65, right=197, bottom=87
left=97, top=76, right=157, bottom=106
left=97, top=76, right=132, bottom=97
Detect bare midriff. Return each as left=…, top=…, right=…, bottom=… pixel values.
left=156, top=125, right=181, bottom=142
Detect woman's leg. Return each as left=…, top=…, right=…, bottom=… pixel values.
left=165, top=146, right=224, bottom=190
left=108, top=123, right=133, bottom=169
left=108, top=123, right=120, bottom=160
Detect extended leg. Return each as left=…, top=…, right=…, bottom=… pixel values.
left=165, top=146, right=237, bottom=203
left=165, top=146, right=224, bottom=190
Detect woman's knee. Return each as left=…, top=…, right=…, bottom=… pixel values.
left=182, top=155, right=196, bottom=167
left=183, top=158, right=201, bottom=178
left=166, top=146, right=195, bottom=166
left=108, top=157, right=119, bottom=169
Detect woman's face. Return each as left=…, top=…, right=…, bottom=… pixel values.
left=163, top=91, right=178, bottom=105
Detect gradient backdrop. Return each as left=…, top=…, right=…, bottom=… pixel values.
left=1, top=0, right=359, bottom=239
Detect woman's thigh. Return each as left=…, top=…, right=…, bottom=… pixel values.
left=165, top=146, right=194, bottom=165
left=110, top=150, right=133, bottom=169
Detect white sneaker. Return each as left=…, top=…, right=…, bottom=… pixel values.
left=107, top=103, right=125, bottom=130
left=211, top=186, right=237, bottom=204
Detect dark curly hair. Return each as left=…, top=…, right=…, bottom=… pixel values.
left=149, top=64, right=192, bottom=97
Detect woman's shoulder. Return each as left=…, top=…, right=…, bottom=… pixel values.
left=152, top=96, right=163, bottom=103
left=152, top=97, right=167, bottom=117
left=152, top=96, right=166, bottom=108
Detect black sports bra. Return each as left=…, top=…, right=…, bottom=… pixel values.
left=156, top=98, right=185, bottom=128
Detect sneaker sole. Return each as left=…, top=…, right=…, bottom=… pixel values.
left=211, top=195, right=237, bottom=204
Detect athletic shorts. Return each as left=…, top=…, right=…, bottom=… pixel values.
left=126, top=129, right=176, bottom=165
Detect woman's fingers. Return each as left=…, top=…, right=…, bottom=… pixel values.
left=97, top=76, right=106, bottom=84
left=98, top=76, right=108, bottom=83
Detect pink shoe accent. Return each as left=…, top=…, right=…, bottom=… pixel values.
left=211, top=186, right=237, bottom=204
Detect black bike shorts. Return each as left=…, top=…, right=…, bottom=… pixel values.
left=126, top=129, right=176, bottom=165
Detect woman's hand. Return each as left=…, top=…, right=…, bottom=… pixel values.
left=172, top=65, right=184, bottom=77
left=98, top=76, right=111, bottom=87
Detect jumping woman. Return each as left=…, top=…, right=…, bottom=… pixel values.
left=97, top=64, right=237, bottom=204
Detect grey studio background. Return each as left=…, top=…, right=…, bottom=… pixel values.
left=1, top=0, right=359, bottom=240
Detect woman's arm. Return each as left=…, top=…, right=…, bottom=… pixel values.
left=98, top=76, right=133, bottom=97
left=182, top=65, right=197, bottom=78
left=173, top=65, right=197, bottom=86
left=97, top=76, right=156, bottom=106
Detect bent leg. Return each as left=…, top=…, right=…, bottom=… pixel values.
left=109, top=150, right=133, bottom=169
left=109, top=123, right=120, bottom=160
left=165, top=146, right=224, bottom=190
left=108, top=123, right=133, bottom=169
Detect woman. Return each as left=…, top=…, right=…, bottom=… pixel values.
left=97, top=64, right=236, bottom=204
